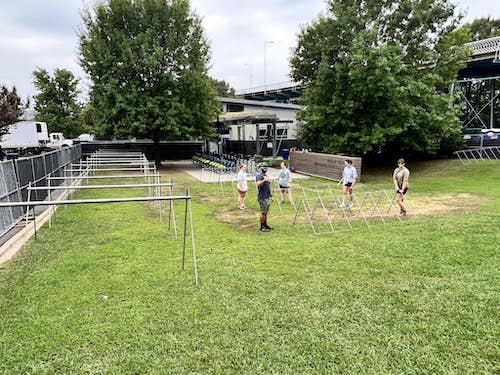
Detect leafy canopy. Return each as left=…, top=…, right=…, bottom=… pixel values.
left=0, top=85, right=24, bottom=137
left=33, top=68, right=82, bottom=138
left=211, top=78, right=236, bottom=97
left=79, top=0, right=217, bottom=144
left=460, top=17, right=500, bottom=41
left=291, top=0, right=470, bottom=157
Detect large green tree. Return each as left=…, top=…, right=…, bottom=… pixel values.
left=33, top=68, right=82, bottom=138
left=291, top=0, right=470, bottom=157
left=462, top=17, right=500, bottom=41
left=210, top=78, right=236, bottom=97
left=0, top=85, right=24, bottom=137
left=79, top=0, right=218, bottom=165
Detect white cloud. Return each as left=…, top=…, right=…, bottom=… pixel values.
left=0, top=0, right=498, bottom=102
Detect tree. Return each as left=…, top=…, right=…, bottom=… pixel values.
left=0, top=85, right=24, bottom=136
left=79, top=0, right=218, bottom=165
left=77, top=102, right=104, bottom=138
left=462, top=17, right=500, bottom=41
left=33, top=68, right=82, bottom=138
left=211, top=78, right=236, bottom=97
left=291, top=0, right=470, bottom=158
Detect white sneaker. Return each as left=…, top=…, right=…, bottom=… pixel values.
left=339, top=203, right=346, bottom=208
left=348, top=203, right=353, bottom=208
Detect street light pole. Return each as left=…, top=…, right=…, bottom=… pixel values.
left=264, top=40, right=274, bottom=95
left=244, top=63, right=253, bottom=90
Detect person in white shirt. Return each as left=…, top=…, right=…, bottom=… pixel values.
left=278, top=161, right=293, bottom=204
left=338, top=159, right=358, bottom=208
left=237, top=164, right=248, bottom=210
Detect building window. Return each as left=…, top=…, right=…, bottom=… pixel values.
left=277, top=128, right=288, bottom=138
left=226, top=103, right=244, bottom=112
left=36, top=123, right=42, bottom=133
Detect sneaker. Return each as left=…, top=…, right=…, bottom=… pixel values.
left=265, top=225, right=274, bottom=230
left=339, top=203, right=346, bottom=208
left=239, top=206, right=245, bottom=210
left=348, top=203, right=354, bottom=208
left=401, top=209, right=407, bottom=217
left=260, top=227, right=270, bottom=232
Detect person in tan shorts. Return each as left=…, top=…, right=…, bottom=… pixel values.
left=393, top=158, right=410, bottom=216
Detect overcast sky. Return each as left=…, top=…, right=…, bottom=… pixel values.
left=0, top=0, right=498, bottom=102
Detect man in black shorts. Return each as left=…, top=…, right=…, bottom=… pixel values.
left=256, top=162, right=273, bottom=232
left=393, top=158, right=410, bottom=216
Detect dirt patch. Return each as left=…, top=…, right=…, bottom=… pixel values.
left=409, top=193, right=484, bottom=216
left=214, top=192, right=485, bottom=230
left=216, top=207, right=260, bottom=231
left=199, top=193, right=223, bottom=205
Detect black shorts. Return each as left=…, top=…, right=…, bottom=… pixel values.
left=279, top=184, right=289, bottom=190
left=344, top=182, right=353, bottom=187
left=397, top=186, right=408, bottom=195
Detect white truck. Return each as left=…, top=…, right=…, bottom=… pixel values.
left=0, top=121, right=73, bottom=155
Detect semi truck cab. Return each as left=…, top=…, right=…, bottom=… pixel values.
left=48, top=133, right=73, bottom=148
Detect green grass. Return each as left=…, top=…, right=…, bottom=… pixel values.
left=0, top=160, right=498, bottom=373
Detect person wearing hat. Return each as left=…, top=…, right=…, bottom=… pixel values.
left=256, top=162, right=273, bottom=232
left=393, top=158, right=410, bottom=216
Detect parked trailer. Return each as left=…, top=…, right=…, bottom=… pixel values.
left=0, top=121, right=73, bottom=155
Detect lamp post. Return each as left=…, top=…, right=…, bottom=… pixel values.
left=264, top=40, right=275, bottom=95
left=244, top=63, right=253, bottom=90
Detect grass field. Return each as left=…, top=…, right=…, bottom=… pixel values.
left=0, top=159, right=498, bottom=373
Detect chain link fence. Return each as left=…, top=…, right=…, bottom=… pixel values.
left=0, top=146, right=82, bottom=238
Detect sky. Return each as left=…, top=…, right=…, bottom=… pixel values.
left=0, top=0, right=499, bottom=102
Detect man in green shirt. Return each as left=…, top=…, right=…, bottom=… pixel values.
left=393, top=158, right=410, bottom=216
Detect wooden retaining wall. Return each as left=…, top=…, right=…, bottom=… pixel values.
left=290, top=151, right=362, bottom=181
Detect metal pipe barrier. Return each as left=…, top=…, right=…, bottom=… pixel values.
left=454, top=146, right=500, bottom=165
left=291, top=189, right=417, bottom=235
left=0, top=193, right=198, bottom=285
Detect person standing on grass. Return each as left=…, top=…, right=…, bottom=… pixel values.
left=278, top=161, right=293, bottom=204
left=256, top=162, right=273, bottom=232
left=237, top=163, right=248, bottom=210
left=338, top=159, right=358, bottom=208
left=393, top=158, right=410, bottom=216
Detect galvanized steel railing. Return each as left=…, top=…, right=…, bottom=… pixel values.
left=454, top=146, right=500, bottom=165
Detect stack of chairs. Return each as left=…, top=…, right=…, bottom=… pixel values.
left=192, top=153, right=239, bottom=174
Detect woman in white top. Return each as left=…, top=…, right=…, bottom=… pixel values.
left=278, top=162, right=293, bottom=203
left=237, top=164, right=248, bottom=210
left=338, top=159, right=358, bottom=208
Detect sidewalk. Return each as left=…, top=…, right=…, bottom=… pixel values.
left=165, top=160, right=309, bottom=183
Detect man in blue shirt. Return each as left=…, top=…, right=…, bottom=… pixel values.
left=256, top=162, right=273, bottom=232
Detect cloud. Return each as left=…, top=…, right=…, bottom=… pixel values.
left=0, top=0, right=84, bottom=101
left=0, top=0, right=498, bottom=102
left=190, top=0, right=326, bottom=90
